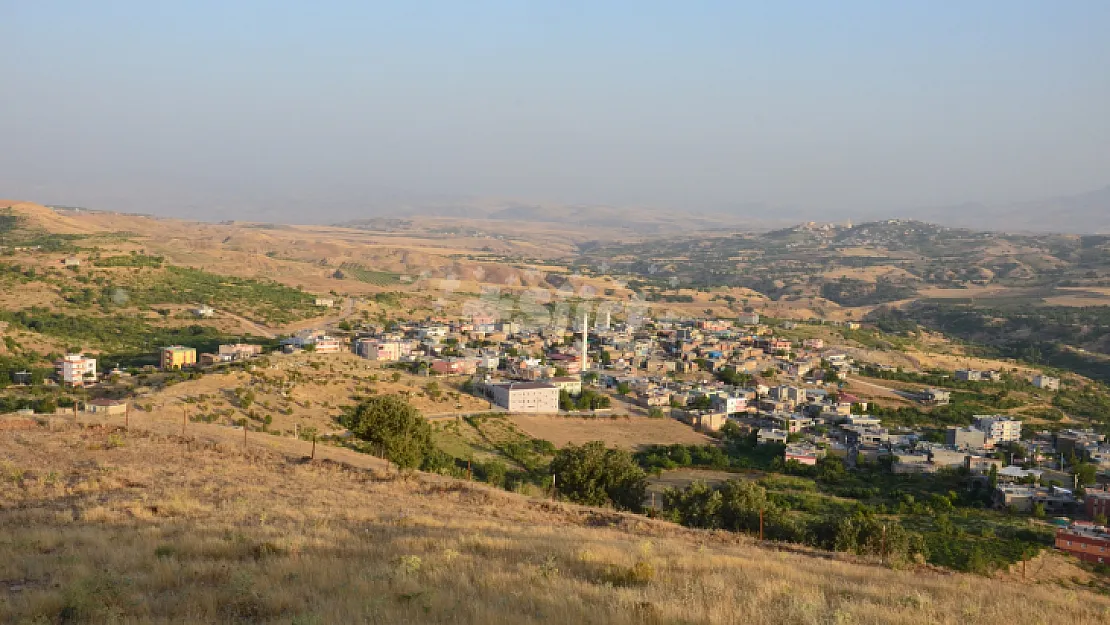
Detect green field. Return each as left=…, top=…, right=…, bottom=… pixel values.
left=338, top=263, right=402, bottom=286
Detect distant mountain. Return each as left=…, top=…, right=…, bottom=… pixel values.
left=910, top=186, right=1110, bottom=234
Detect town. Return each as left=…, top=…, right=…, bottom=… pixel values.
left=18, top=303, right=1110, bottom=569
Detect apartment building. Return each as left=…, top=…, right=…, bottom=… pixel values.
left=57, top=354, right=96, bottom=387
left=973, top=415, right=1022, bottom=444
left=160, top=346, right=197, bottom=369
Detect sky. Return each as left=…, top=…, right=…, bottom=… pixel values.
left=2, top=1, right=1109, bottom=223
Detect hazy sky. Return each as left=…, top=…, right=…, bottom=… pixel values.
left=2, top=1, right=1109, bottom=222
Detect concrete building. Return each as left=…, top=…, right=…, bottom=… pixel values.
left=737, top=312, right=760, bottom=325
left=218, top=344, right=262, bottom=360
left=57, top=354, right=96, bottom=387
left=160, top=346, right=197, bottom=369
left=314, top=297, right=335, bottom=308
left=312, top=335, right=343, bottom=354
left=946, top=426, right=987, bottom=450
left=488, top=382, right=559, bottom=414
left=920, top=388, right=951, bottom=405
left=955, top=369, right=982, bottom=382
left=757, top=428, right=789, bottom=444
left=1032, top=374, right=1060, bottom=391
left=1085, top=485, right=1110, bottom=520
left=973, top=415, right=1022, bottom=444
left=785, top=444, right=823, bottom=466
left=355, top=338, right=403, bottom=361
left=549, top=376, right=582, bottom=394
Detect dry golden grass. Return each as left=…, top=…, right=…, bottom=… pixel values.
left=509, top=414, right=712, bottom=450
left=2, top=421, right=1109, bottom=624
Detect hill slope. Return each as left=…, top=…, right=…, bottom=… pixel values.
left=2, top=419, right=1108, bottom=624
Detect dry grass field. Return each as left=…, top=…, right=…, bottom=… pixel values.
left=2, top=420, right=1109, bottom=624
left=508, top=414, right=713, bottom=450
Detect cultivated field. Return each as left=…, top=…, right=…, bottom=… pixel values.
left=2, top=421, right=1108, bottom=624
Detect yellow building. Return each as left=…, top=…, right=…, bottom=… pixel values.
left=160, top=345, right=197, bottom=369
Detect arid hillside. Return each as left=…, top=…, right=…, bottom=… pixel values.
left=2, top=419, right=1108, bottom=625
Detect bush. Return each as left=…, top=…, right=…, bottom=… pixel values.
left=550, top=441, right=647, bottom=512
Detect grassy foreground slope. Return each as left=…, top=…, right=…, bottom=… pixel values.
left=2, top=422, right=1109, bottom=625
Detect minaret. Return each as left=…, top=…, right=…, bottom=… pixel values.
left=580, top=312, right=588, bottom=374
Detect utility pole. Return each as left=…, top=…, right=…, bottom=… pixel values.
left=881, top=525, right=887, bottom=566
left=759, top=507, right=764, bottom=541
left=181, top=407, right=187, bottom=437
left=243, top=423, right=248, bottom=448
left=124, top=403, right=129, bottom=430
left=311, top=434, right=316, bottom=460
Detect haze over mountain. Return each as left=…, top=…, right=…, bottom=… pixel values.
left=2, top=3, right=1108, bottom=232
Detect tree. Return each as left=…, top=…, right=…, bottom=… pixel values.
left=616, top=382, right=631, bottom=396
left=987, top=464, right=999, bottom=490
left=341, top=395, right=433, bottom=470
left=1074, top=463, right=1098, bottom=487
left=550, top=441, right=647, bottom=511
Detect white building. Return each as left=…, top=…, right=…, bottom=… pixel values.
left=973, top=415, right=1022, bottom=444
left=488, top=382, right=559, bottom=413
left=1032, top=374, right=1060, bottom=391
left=57, top=354, right=96, bottom=387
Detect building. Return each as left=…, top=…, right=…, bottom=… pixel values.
left=1056, top=524, right=1110, bottom=564
left=86, top=398, right=127, bottom=415
left=946, top=426, right=987, bottom=450
left=355, top=338, right=403, bottom=361
left=549, top=376, right=582, bottom=395
left=757, top=428, right=789, bottom=444
left=802, top=338, right=824, bottom=350
left=314, top=297, right=335, bottom=308
left=312, top=335, right=343, bottom=354
left=965, top=455, right=1004, bottom=475
left=430, top=359, right=478, bottom=376
left=57, top=354, right=96, bottom=387
left=955, top=369, right=982, bottom=382
left=487, top=382, right=559, bottom=413
left=1032, top=374, right=1060, bottom=391
left=785, top=444, right=822, bottom=466
left=218, top=344, right=262, bottom=360
left=160, top=346, right=197, bottom=369
left=681, top=410, right=728, bottom=432
left=1085, top=485, right=1110, bottom=520
left=737, top=312, right=760, bottom=325
left=192, top=305, right=215, bottom=318
left=919, top=388, right=951, bottom=406
left=994, top=485, right=1075, bottom=514
left=973, top=415, right=1022, bottom=444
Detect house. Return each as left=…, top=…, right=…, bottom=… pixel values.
left=311, top=335, right=343, bottom=354
left=193, top=305, right=215, bottom=318
left=965, top=455, right=1004, bottom=475
left=757, top=428, right=789, bottom=444
left=785, top=444, right=823, bottom=466
left=218, top=343, right=262, bottom=360
left=62, top=256, right=81, bottom=267
left=994, top=485, right=1075, bottom=514
left=802, top=338, right=824, bottom=350
left=487, top=382, right=560, bottom=413
left=56, top=354, right=96, bottom=387
left=160, top=346, right=197, bottom=369
left=955, top=369, right=982, bottom=382
left=86, top=398, right=127, bottom=415
left=919, top=388, right=950, bottom=406
left=430, top=359, right=478, bottom=376
left=314, top=297, right=335, bottom=308
left=680, top=410, right=728, bottom=432
left=1032, top=374, right=1060, bottom=391
left=1056, top=524, right=1110, bottom=564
